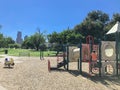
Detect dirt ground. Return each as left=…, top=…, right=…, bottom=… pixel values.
left=0, top=55, right=120, bottom=90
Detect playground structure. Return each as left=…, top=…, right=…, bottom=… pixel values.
left=48, top=35, right=100, bottom=76
left=48, top=21, right=120, bottom=77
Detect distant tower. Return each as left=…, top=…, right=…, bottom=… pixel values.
left=24, top=35, right=28, bottom=40
left=16, top=31, right=23, bottom=44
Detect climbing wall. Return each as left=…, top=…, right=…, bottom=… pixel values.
left=118, top=43, right=120, bottom=75
left=101, top=41, right=116, bottom=61
left=82, top=44, right=90, bottom=62
left=68, top=44, right=99, bottom=62
left=69, top=46, right=80, bottom=62
left=118, top=62, right=120, bottom=75
left=82, top=44, right=99, bottom=62
left=101, top=41, right=116, bottom=76
left=101, top=61, right=116, bottom=76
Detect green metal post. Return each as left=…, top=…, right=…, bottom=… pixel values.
left=78, top=59, right=79, bottom=70
left=79, top=39, right=82, bottom=74
left=63, top=44, right=66, bottom=69
left=67, top=44, right=69, bottom=70
left=98, top=39, right=101, bottom=77
left=40, top=49, right=41, bottom=60
left=42, top=51, right=44, bottom=59
left=116, top=32, right=119, bottom=75
left=90, top=40, right=93, bottom=53
left=118, top=32, right=120, bottom=75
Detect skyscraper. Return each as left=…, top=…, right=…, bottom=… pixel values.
left=24, top=35, right=28, bottom=40
left=16, top=31, right=23, bottom=44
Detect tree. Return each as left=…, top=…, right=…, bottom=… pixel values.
left=0, top=34, right=4, bottom=48
left=87, top=10, right=109, bottom=24
left=22, top=32, right=45, bottom=51
left=9, top=43, right=21, bottom=48
left=31, top=32, right=41, bottom=51
left=112, top=13, right=120, bottom=23
left=47, top=31, right=60, bottom=43
left=0, top=34, right=15, bottom=48
left=22, top=37, right=34, bottom=49
left=67, top=32, right=83, bottom=44
left=4, top=37, right=15, bottom=48
left=74, top=10, right=109, bottom=43
left=104, top=13, right=120, bottom=41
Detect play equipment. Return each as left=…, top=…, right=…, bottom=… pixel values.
left=4, top=58, right=15, bottom=68
left=77, top=26, right=120, bottom=77
left=103, top=21, right=120, bottom=76
left=83, top=36, right=99, bottom=75
left=48, top=44, right=68, bottom=71
left=69, top=46, right=80, bottom=62
left=100, top=41, right=116, bottom=76
left=101, top=41, right=116, bottom=61
left=48, top=35, right=100, bottom=75
left=48, top=21, right=120, bottom=77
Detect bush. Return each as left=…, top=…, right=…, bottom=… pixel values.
left=8, top=44, right=21, bottom=48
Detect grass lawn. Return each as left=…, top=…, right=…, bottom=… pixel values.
left=0, top=48, right=58, bottom=57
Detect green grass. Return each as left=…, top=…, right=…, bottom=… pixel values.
left=0, top=48, right=57, bottom=57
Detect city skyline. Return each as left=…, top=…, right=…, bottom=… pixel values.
left=0, top=0, right=120, bottom=40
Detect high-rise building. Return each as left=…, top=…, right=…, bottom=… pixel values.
left=24, top=35, right=28, bottom=40
left=16, top=31, right=23, bottom=44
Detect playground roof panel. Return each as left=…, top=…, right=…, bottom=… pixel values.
left=106, top=21, right=120, bottom=35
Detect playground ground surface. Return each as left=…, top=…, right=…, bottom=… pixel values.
left=0, top=55, right=120, bottom=90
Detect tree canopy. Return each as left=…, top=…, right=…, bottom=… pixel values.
left=48, top=10, right=120, bottom=44
left=22, top=31, right=45, bottom=51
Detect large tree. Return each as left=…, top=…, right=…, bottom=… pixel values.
left=104, top=13, right=120, bottom=41
left=0, top=33, right=15, bottom=48
left=47, top=31, right=60, bottom=43
left=74, top=10, right=109, bottom=43
left=4, top=37, right=15, bottom=48
left=48, top=29, right=83, bottom=45
left=22, top=37, right=34, bottom=49
left=22, top=32, right=45, bottom=51
left=31, top=32, right=45, bottom=51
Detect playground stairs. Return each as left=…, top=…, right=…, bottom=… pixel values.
left=57, top=61, right=67, bottom=68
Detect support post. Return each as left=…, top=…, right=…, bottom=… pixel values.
left=116, top=32, right=119, bottom=75
left=99, top=39, right=101, bottom=77
left=48, top=60, right=51, bottom=72
left=78, top=59, right=79, bottom=70
left=63, top=44, right=66, bottom=69
left=89, top=40, right=92, bottom=73
left=79, top=39, right=82, bottom=74
left=40, top=49, right=41, bottom=59
left=66, top=44, right=69, bottom=70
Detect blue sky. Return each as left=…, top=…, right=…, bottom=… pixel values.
left=0, top=0, right=120, bottom=40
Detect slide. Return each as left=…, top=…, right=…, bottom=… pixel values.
left=57, top=60, right=67, bottom=68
